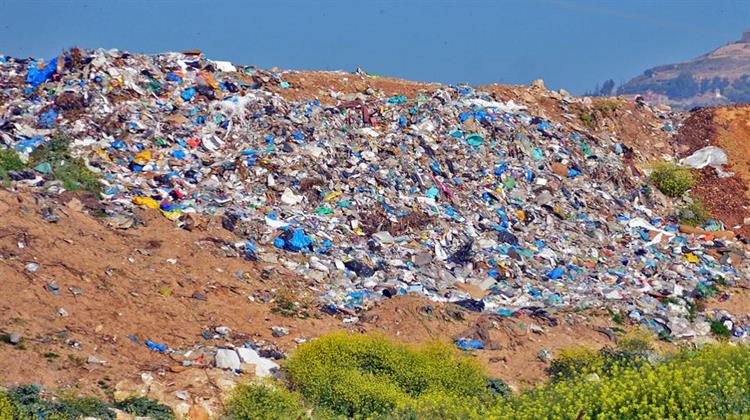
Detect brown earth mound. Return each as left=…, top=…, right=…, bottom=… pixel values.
left=0, top=188, right=632, bottom=415
left=677, top=105, right=750, bottom=237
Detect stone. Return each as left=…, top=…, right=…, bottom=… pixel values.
left=9, top=333, right=21, bottom=344
left=531, top=78, right=545, bottom=89
left=236, top=347, right=279, bottom=377
left=87, top=355, right=106, bottom=366
left=271, top=326, right=289, bottom=337
left=215, top=349, right=241, bottom=371
left=215, top=326, right=231, bottom=336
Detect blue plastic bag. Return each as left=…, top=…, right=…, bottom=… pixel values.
left=26, top=57, right=58, bottom=87
left=145, top=340, right=167, bottom=353
left=456, top=338, right=484, bottom=350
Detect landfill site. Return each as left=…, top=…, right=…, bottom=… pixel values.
left=1, top=48, right=750, bottom=417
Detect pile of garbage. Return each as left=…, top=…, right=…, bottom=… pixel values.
left=1, top=48, right=747, bottom=342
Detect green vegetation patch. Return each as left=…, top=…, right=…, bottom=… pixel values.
left=678, top=200, right=709, bottom=226
left=29, top=132, right=102, bottom=194
left=650, top=162, right=694, bottom=197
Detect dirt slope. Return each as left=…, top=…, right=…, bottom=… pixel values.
left=677, top=105, right=750, bottom=237
left=0, top=187, right=638, bottom=415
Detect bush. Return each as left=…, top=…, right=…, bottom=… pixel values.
left=580, top=113, right=594, bottom=128
left=490, top=344, right=750, bottom=418
left=225, top=382, right=304, bottom=420
left=219, top=333, right=750, bottom=419
left=0, top=392, right=20, bottom=419
left=650, top=162, right=693, bottom=197
left=47, top=394, right=115, bottom=420
left=710, top=320, right=732, bottom=338
left=0, top=147, right=26, bottom=185
left=114, top=396, right=174, bottom=420
left=285, top=333, right=488, bottom=418
left=546, top=348, right=603, bottom=382
left=29, top=132, right=101, bottom=194
left=0, top=148, right=25, bottom=172
left=547, top=331, right=654, bottom=382
left=593, top=98, right=621, bottom=114
left=2, top=385, right=116, bottom=420
left=678, top=200, right=709, bottom=226
left=393, top=391, right=485, bottom=419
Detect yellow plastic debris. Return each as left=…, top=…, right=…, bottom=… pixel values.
left=161, top=209, right=182, bottom=221
left=133, top=196, right=159, bottom=209
left=133, top=150, right=152, bottom=165
left=324, top=191, right=342, bottom=202
left=685, top=253, right=699, bottom=263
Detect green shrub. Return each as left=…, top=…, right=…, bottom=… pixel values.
left=2, top=385, right=115, bottom=419
left=0, top=148, right=25, bottom=172
left=285, top=333, right=487, bottom=418
left=114, top=396, right=174, bottom=420
left=485, top=378, right=512, bottom=398
left=616, top=330, right=653, bottom=353
left=546, top=348, right=603, bottom=382
left=678, top=200, right=709, bottom=226
left=490, top=344, right=750, bottom=418
left=392, top=391, right=485, bottom=419
left=594, top=98, right=621, bottom=114
left=47, top=394, right=115, bottom=420
left=225, top=382, right=304, bottom=420
left=650, top=162, right=694, bottom=197
left=29, top=132, right=101, bottom=194
left=546, top=332, right=654, bottom=383
left=0, top=147, right=26, bottom=186
left=710, top=320, right=732, bottom=337
left=0, top=392, right=20, bottom=420
left=580, top=113, right=594, bottom=128
left=6, top=384, right=47, bottom=419
left=219, top=334, right=750, bottom=419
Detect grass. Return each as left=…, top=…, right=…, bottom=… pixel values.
left=710, top=320, right=732, bottom=338
left=0, top=386, right=173, bottom=420
left=593, top=98, right=622, bottom=114
left=221, top=332, right=750, bottom=419
left=649, top=162, right=694, bottom=197
left=489, top=344, right=750, bottom=419
left=28, top=132, right=102, bottom=194
left=0, top=148, right=25, bottom=186
left=678, top=200, right=709, bottom=226
left=271, top=291, right=312, bottom=319
left=5, top=333, right=750, bottom=419
left=284, top=332, right=490, bottom=418
left=580, top=113, right=595, bottom=128
left=1, top=132, right=101, bottom=194
left=114, top=396, right=174, bottom=419
left=225, top=382, right=304, bottom=420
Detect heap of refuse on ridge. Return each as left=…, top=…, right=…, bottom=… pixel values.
left=1, top=48, right=747, bottom=342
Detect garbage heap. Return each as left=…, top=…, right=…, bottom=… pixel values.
left=1, top=48, right=747, bottom=341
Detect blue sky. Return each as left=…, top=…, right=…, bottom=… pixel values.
left=1, top=0, right=748, bottom=93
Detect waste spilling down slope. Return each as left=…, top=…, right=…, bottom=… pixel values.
left=1, top=49, right=749, bottom=416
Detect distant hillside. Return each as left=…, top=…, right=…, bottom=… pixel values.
left=619, top=29, right=750, bottom=109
